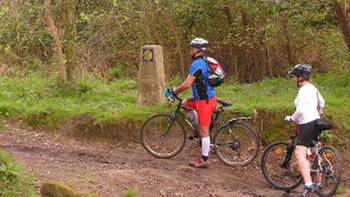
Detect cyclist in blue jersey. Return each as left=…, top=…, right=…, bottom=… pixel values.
left=165, top=38, right=217, bottom=168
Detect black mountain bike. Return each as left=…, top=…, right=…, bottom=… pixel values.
left=140, top=94, right=259, bottom=166
left=260, top=122, right=341, bottom=197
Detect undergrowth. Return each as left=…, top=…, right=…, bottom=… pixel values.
left=0, top=151, right=36, bottom=197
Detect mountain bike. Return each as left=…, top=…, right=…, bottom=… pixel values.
left=140, top=94, right=259, bottom=166
left=260, top=121, right=341, bottom=197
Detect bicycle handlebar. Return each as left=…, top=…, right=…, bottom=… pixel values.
left=166, top=94, right=182, bottom=103
left=173, top=94, right=182, bottom=102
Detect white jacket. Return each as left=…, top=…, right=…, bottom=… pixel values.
left=291, top=83, right=325, bottom=124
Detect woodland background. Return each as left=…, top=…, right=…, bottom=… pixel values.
left=0, top=0, right=349, bottom=83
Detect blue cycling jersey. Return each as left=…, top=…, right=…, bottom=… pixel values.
left=189, top=57, right=215, bottom=100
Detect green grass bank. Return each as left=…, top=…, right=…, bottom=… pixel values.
left=0, top=72, right=348, bottom=142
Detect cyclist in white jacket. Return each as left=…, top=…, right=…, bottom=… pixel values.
left=285, top=64, right=325, bottom=197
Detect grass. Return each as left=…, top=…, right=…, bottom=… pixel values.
left=218, top=72, right=350, bottom=133
left=217, top=72, right=350, bottom=142
left=0, top=73, right=166, bottom=127
left=336, top=184, right=347, bottom=194
left=0, top=151, right=36, bottom=197
left=123, top=187, right=137, bottom=197
left=0, top=71, right=348, bottom=137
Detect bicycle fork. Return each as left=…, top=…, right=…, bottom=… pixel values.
left=161, top=115, right=177, bottom=138
left=281, top=144, right=295, bottom=169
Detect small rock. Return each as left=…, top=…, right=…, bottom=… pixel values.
left=160, top=190, right=166, bottom=196
left=40, top=181, right=82, bottom=197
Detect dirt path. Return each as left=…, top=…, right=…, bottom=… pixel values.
left=0, top=123, right=349, bottom=197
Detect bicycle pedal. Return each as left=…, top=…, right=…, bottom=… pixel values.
left=189, top=137, right=200, bottom=142
left=188, top=134, right=200, bottom=141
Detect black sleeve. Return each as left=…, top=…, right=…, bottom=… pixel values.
left=193, top=68, right=208, bottom=99
left=193, top=69, right=202, bottom=79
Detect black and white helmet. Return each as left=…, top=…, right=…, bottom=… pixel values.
left=190, top=37, right=208, bottom=51
left=288, top=64, right=312, bottom=80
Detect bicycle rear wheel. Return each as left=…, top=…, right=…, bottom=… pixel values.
left=260, top=142, right=303, bottom=191
left=140, top=113, right=186, bottom=158
left=313, top=146, right=341, bottom=197
left=214, top=122, right=258, bottom=166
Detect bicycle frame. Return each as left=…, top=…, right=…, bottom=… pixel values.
left=166, top=94, right=233, bottom=138
left=159, top=95, right=187, bottom=138
left=280, top=127, right=299, bottom=169
left=167, top=95, right=195, bottom=130
left=142, top=94, right=259, bottom=166
left=280, top=125, right=332, bottom=178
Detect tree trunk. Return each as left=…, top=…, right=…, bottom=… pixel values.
left=160, top=4, right=185, bottom=77
left=240, top=9, right=255, bottom=82
left=220, top=5, right=240, bottom=80
left=64, top=0, right=76, bottom=82
left=233, top=47, right=239, bottom=80
left=13, top=0, right=20, bottom=57
left=282, top=21, right=295, bottom=65
left=334, top=1, right=350, bottom=52
left=44, top=0, right=66, bottom=81
left=220, top=5, right=234, bottom=25
left=140, top=0, right=154, bottom=44
left=169, top=19, right=185, bottom=77
left=259, top=31, right=273, bottom=78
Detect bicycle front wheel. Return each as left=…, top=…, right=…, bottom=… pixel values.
left=313, top=146, right=342, bottom=197
left=140, top=113, right=186, bottom=158
left=260, top=142, right=303, bottom=191
left=214, top=122, right=259, bottom=166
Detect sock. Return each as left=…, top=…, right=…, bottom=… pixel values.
left=202, top=155, right=208, bottom=161
left=201, top=137, right=210, bottom=160
left=305, top=182, right=313, bottom=187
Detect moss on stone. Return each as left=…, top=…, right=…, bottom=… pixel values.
left=40, top=181, right=82, bottom=197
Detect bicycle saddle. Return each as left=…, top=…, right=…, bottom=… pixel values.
left=217, top=99, right=233, bottom=107
left=316, top=121, right=333, bottom=131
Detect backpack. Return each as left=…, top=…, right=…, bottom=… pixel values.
left=205, top=57, right=225, bottom=87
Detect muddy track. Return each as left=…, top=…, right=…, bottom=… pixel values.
left=0, top=124, right=349, bottom=197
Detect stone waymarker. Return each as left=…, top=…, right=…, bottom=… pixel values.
left=138, top=45, right=165, bottom=106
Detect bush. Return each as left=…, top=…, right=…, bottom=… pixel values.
left=109, top=66, right=123, bottom=79
left=0, top=151, right=36, bottom=197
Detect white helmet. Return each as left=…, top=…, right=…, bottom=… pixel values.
left=190, top=37, right=208, bottom=51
